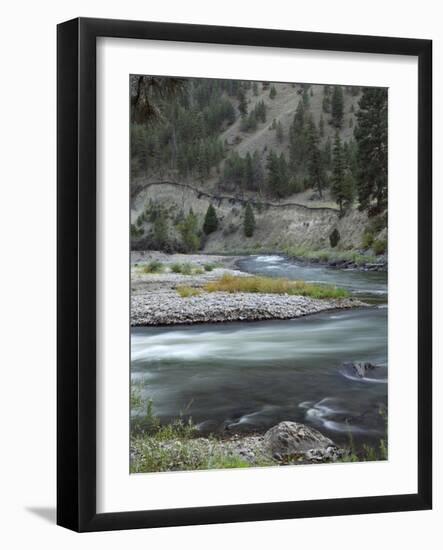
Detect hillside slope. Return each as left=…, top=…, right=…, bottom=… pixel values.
left=130, top=79, right=386, bottom=256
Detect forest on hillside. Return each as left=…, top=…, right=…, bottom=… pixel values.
left=131, top=76, right=387, bottom=216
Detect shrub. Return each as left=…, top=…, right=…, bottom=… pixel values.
left=140, top=260, right=164, bottom=274
left=170, top=262, right=183, bottom=273
left=180, top=262, right=193, bottom=275
left=203, top=262, right=221, bottom=272
left=176, top=285, right=201, bottom=297
left=373, top=238, right=387, bottom=255
left=362, top=231, right=374, bottom=249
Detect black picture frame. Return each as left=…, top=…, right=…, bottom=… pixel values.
left=57, top=17, right=432, bottom=532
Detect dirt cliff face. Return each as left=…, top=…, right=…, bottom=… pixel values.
left=131, top=182, right=369, bottom=253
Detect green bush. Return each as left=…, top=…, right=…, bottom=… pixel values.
left=140, top=260, right=164, bottom=274
left=170, top=262, right=183, bottom=273
left=362, top=231, right=374, bottom=249
left=203, top=262, right=221, bottom=272
left=180, top=262, right=193, bottom=275
left=373, top=238, right=387, bottom=255
left=329, top=228, right=340, bottom=248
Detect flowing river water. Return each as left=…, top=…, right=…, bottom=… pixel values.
left=131, top=255, right=388, bottom=448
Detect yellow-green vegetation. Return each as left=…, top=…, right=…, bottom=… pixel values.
left=170, top=262, right=207, bottom=275
left=203, top=273, right=348, bottom=299
left=176, top=285, right=202, bottom=298
left=139, top=259, right=164, bottom=274
left=341, top=407, right=388, bottom=462
left=372, top=238, right=387, bottom=255
left=131, top=431, right=257, bottom=473
left=284, top=245, right=377, bottom=266
left=130, top=398, right=273, bottom=473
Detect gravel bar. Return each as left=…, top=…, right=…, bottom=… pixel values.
left=131, top=290, right=365, bottom=326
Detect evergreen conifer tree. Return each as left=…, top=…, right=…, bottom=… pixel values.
left=331, top=132, right=345, bottom=213
left=355, top=88, right=388, bottom=213
left=238, top=88, right=248, bottom=118
left=331, top=86, right=344, bottom=128
left=203, top=204, right=218, bottom=235
left=244, top=203, right=256, bottom=237
left=306, top=117, right=324, bottom=198
left=269, top=85, right=277, bottom=99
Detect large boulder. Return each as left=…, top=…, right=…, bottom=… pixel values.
left=264, top=421, right=334, bottom=458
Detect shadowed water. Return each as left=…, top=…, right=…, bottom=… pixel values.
left=131, top=255, right=387, bottom=448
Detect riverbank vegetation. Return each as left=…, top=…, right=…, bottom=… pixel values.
left=283, top=245, right=379, bottom=266
left=203, top=273, right=348, bottom=299
left=131, top=394, right=388, bottom=473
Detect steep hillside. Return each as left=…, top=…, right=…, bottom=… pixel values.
left=130, top=78, right=387, bottom=257
left=221, top=82, right=359, bottom=164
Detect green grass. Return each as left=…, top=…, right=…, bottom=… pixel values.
left=139, top=260, right=164, bottom=274
left=176, top=285, right=202, bottom=298
left=130, top=399, right=272, bottom=473
left=203, top=273, right=348, bottom=299
left=203, top=262, right=222, bottom=271
left=283, top=245, right=377, bottom=266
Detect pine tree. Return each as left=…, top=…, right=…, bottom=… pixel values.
left=306, top=116, right=324, bottom=198
left=355, top=87, right=388, bottom=213
left=245, top=152, right=254, bottom=189
left=238, top=88, right=248, bottom=118
left=269, top=85, right=277, bottom=99
left=203, top=204, right=218, bottom=235
left=331, top=86, right=344, bottom=128
left=331, top=133, right=345, bottom=213
left=244, top=203, right=256, bottom=237
left=252, top=81, right=259, bottom=96
left=289, top=101, right=307, bottom=172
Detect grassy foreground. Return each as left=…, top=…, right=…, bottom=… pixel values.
left=131, top=395, right=388, bottom=473
left=202, top=273, right=348, bottom=299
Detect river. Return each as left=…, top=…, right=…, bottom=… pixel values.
left=131, top=255, right=387, bottom=448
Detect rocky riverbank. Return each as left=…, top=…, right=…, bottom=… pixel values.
left=130, top=421, right=348, bottom=472
left=131, top=252, right=366, bottom=326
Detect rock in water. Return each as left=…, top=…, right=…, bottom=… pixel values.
left=264, top=421, right=334, bottom=458
left=343, top=361, right=377, bottom=378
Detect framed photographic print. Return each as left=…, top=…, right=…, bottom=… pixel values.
left=57, top=17, right=432, bottom=532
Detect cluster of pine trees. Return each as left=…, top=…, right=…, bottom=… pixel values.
left=221, top=151, right=264, bottom=192
left=240, top=99, right=267, bottom=132
left=131, top=78, right=237, bottom=180
left=131, top=76, right=387, bottom=222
